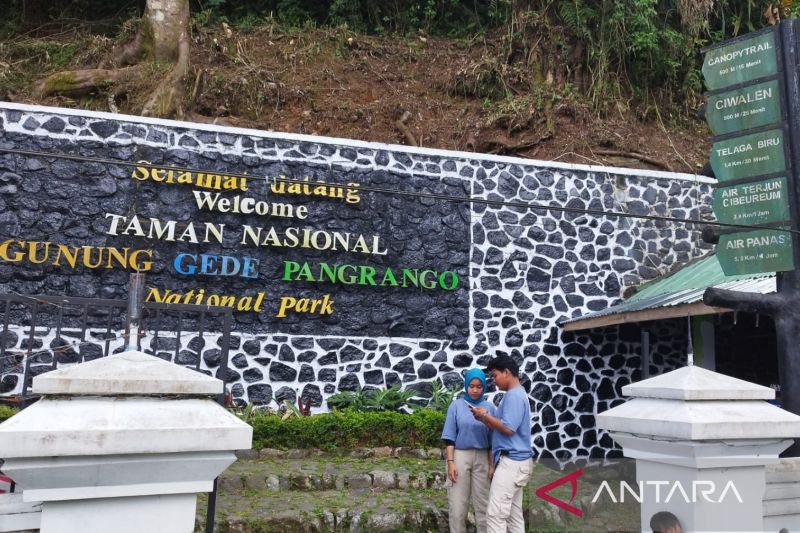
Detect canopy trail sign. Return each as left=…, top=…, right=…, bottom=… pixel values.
left=704, top=25, right=794, bottom=276
left=702, top=29, right=778, bottom=90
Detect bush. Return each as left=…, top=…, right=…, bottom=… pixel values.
left=325, top=384, right=461, bottom=413
left=0, top=405, right=18, bottom=424
left=326, top=386, right=417, bottom=412
left=250, top=408, right=445, bottom=450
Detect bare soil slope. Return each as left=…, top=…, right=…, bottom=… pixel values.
left=1, top=23, right=711, bottom=173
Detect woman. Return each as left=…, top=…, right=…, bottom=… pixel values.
left=441, top=368, right=496, bottom=533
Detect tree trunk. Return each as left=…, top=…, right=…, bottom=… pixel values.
left=144, top=0, right=190, bottom=63
left=36, top=0, right=191, bottom=119
left=141, top=0, right=191, bottom=118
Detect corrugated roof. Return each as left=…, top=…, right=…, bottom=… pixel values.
left=561, top=253, right=776, bottom=328
left=626, top=253, right=772, bottom=302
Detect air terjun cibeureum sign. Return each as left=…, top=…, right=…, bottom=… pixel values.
left=704, top=25, right=795, bottom=276
left=713, top=176, right=790, bottom=225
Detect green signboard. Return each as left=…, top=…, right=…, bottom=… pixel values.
left=710, top=128, right=786, bottom=182
left=706, top=79, right=782, bottom=135
left=703, top=30, right=778, bottom=90
left=718, top=228, right=795, bottom=275
left=713, top=176, right=791, bottom=225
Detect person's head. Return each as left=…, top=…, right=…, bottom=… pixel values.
left=463, top=368, right=486, bottom=405
left=650, top=511, right=682, bottom=533
left=485, top=354, right=520, bottom=391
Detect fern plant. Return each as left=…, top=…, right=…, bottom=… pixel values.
left=427, top=380, right=462, bottom=412
left=326, top=387, right=372, bottom=411
left=365, top=386, right=417, bottom=411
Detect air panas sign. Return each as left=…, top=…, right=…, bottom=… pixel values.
left=704, top=26, right=795, bottom=276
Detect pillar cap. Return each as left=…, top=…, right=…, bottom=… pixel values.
left=33, top=350, right=222, bottom=396
left=597, top=366, right=800, bottom=441
left=622, top=365, right=774, bottom=400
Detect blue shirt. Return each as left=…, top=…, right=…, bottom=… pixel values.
left=491, top=385, right=532, bottom=465
left=441, top=397, right=496, bottom=449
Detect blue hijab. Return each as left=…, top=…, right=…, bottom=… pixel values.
left=463, top=368, right=487, bottom=406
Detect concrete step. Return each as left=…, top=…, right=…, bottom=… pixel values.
left=765, top=481, right=800, bottom=501
left=0, top=493, right=41, bottom=533
left=195, top=488, right=617, bottom=533
left=219, top=468, right=446, bottom=493
left=214, top=504, right=448, bottom=533
left=764, top=512, right=800, bottom=532
left=764, top=497, right=800, bottom=517
left=198, top=458, right=641, bottom=533
left=221, top=455, right=447, bottom=493
left=766, top=458, right=800, bottom=483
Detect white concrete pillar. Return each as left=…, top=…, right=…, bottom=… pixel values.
left=0, top=350, right=252, bottom=533
left=597, top=366, right=800, bottom=533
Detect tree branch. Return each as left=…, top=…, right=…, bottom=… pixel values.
left=594, top=149, right=673, bottom=172
left=395, top=110, right=418, bottom=147
left=703, top=287, right=783, bottom=315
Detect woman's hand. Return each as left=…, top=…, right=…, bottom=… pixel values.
left=447, top=461, right=459, bottom=483
left=487, top=464, right=495, bottom=481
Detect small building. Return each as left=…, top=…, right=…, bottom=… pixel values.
left=564, top=253, right=779, bottom=400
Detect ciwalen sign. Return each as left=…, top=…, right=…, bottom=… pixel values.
left=704, top=26, right=794, bottom=275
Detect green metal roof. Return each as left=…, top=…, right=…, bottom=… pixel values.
left=561, top=253, right=776, bottom=330
left=627, top=253, right=771, bottom=302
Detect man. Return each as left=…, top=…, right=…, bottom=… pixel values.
left=470, top=354, right=532, bottom=533
left=650, top=511, right=682, bottom=533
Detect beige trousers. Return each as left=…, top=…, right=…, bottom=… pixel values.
left=446, top=448, right=491, bottom=533
left=486, top=456, right=532, bottom=533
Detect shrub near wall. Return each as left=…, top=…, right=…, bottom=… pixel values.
left=251, top=409, right=445, bottom=450
left=0, top=406, right=16, bottom=424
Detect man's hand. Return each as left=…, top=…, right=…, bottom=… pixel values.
left=488, top=463, right=495, bottom=481
left=471, top=407, right=487, bottom=421
left=447, top=461, right=458, bottom=483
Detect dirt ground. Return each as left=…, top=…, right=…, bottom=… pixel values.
left=0, top=22, right=711, bottom=174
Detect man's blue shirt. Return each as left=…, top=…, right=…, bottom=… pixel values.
left=491, top=385, right=532, bottom=464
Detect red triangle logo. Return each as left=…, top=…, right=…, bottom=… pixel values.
left=534, top=468, right=584, bottom=517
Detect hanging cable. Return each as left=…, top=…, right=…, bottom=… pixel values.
left=0, top=147, right=796, bottom=235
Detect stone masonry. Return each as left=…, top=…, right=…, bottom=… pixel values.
left=0, top=102, right=713, bottom=458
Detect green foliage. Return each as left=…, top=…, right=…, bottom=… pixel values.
left=326, top=386, right=416, bottom=412
left=0, top=405, right=18, bottom=424
left=330, top=0, right=367, bottom=32
left=427, top=380, right=461, bottom=412
left=249, top=408, right=445, bottom=450
left=553, top=0, right=705, bottom=108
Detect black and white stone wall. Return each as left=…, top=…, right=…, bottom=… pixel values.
left=0, top=102, right=713, bottom=457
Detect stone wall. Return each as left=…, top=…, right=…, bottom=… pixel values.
left=0, top=102, right=712, bottom=457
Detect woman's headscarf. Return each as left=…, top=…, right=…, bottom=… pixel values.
left=463, top=368, right=486, bottom=406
